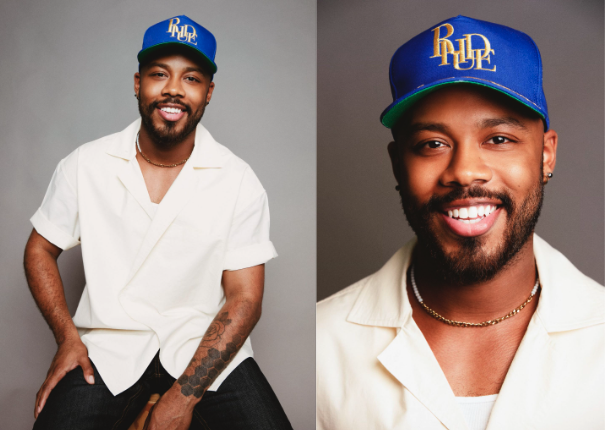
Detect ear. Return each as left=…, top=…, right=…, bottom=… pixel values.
left=134, top=72, right=141, bottom=99
left=387, top=141, right=401, bottom=186
left=542, top=129, right=557, bottom=179
left=206, top=81, right=215, bottom=105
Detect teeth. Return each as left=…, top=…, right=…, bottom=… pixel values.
left=446, top=204, right=498, bottom=221
left=160, top=107, right=182, bottom=114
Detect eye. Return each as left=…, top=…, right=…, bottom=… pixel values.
left=424, top=140, right=447, bottom=149
left=412, top=138, right=450, bottom=155
left=486, top=136, right=510, bottom=145
left=185, top=76, right=200, bottom=83
left=151, top=72, right=167, bottom=78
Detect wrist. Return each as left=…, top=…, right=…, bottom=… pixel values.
left=171, top=382, right=203, bottom=410
left=56, top=329, right=81, bottom=346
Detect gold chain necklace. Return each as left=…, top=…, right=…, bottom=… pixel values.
left=136, top=133, right=190, bottom=168
left=410, top=265, right=539, bottom=327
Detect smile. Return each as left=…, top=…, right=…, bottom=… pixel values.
left=440, top=204, right=502, bottom=237
left=157, top=105, right=186, bottom=122
left=445, top=204, right=498, bottom=224
left=160, top=107, right=183, bottom=114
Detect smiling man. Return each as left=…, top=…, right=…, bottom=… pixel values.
left=24, top=15, right=291, bottom=430
left=316, top=16, right=604, bottom=430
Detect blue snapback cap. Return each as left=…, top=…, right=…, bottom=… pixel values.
left=381, top=15, right=549, bottom=130
left=138, top=15, right=217, bottom=74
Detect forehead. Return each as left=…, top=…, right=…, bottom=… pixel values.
left=395, top=84, right=543, bottom=135
left=140, top=46, right=210, bottom=75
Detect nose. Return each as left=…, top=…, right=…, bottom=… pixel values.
left=162, top=75, right=185, bottom=98
left=439, top=142, right=492, bottom=187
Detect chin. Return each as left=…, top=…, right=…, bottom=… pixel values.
left=146, top=119, right=192, bottom=148
left=424, top=231, right=525, bottom=285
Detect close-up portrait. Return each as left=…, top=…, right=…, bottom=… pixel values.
left=317, top=0, right=604, bottom=429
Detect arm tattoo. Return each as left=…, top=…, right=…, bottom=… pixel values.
left=177, top=312, right=248, bottom=398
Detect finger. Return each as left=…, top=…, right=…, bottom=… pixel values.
left=34, top=387, right=42, bottom=418
left=79, top=358, right=95, bottom=385
left=35, top=379, right=49, bottom=418
left=143, top=404, right=156, bottom=430
left=36, top=369, right=66, bottom=417
left=35, top=382, right=48, bottom=419
left=36, top=383, right=51, bottom=418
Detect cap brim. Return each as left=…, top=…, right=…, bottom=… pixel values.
left=137, top=42, right=217, bottom=74
left=380, top=77, right=548, bottom=130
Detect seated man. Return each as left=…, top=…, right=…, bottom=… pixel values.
left=25, top=15, right=291, bottom=430
left=317, top=15, right=604, bottom=430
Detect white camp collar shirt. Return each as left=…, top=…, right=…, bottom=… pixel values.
left=31, top=119, right=277, bottom=395
left=316, top=235, right=605, bottom=429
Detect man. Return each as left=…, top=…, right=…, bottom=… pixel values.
left=24, top=15, right=292, bottom=430
left=317, top=16, right=604, bottom=430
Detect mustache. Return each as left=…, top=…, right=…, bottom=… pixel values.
left=424, top=186, right=514, bottom=213
left=148, top=98, right=191, bottom=114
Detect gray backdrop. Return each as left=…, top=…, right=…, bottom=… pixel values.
left=0, top=0, right=315, bottom=428
left=318, top=0, right=604, bottom=300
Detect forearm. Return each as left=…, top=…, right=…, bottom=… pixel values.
left=141, top=265, right=264, bottom=428
left=24, top=230, right=78, bottom=344
left=176, top=296, right=261, bottom=402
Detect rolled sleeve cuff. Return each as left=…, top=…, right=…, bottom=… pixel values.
left=30, top=209, right=80, bottom=251
left=223, top=241, right=278, bottom=271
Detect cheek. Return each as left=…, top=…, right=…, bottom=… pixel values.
left=501, top=164, right=526, bottom=189
left=187, top=87, right=209, bottom=109
left=140, top=83, right=162, bottom=102
left=491, top=156, right=540, bottom=192
left=401, top=157, right=444, bottom=200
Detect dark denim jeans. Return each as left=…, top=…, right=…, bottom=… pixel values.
left=33, top=354, right=292, bottom=430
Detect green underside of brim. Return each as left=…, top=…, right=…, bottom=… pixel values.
left=138, top=42, right=217, bottom=74
left=381, top=81, right=545, bottom=129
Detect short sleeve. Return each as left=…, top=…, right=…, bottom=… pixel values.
left=223, top=167, right=277, bottom=271
left=30, top=153, right=80, bottom=251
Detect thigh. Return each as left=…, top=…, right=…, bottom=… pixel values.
left=33, top=364, right=150, bottom=430
left=191, top=358, right=292, bottom=430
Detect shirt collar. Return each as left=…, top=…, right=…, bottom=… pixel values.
left=347, top=238, right=415, bottom=328
left=532, top=234, right=605, bottom=332
left=347, top=234, right=604, bottom=333
left=106, top=118, right=227, bottom=168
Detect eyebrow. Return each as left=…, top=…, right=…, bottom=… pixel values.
left=407, top=122, right=451, bottom=135
left=478, top=117, right=528, bottom=130
left=146, top=62, right=170, bottom=70
left=406, top=117, right=528, bottom=136
left=183, top=66, right=206, bottom=75
left=146, top=63, right=206, bottom=75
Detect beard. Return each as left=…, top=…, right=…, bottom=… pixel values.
left=138, top=97, right=205, bottom=149
left=400, top=174, right=544, bottom=286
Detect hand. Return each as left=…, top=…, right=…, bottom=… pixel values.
left=35, top=338, right=94, bottom=419
left=143, top=384, right=196, bottom=430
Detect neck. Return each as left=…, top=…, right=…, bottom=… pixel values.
left=412, top=237, right=537, bottom=321
left=138, top=124, right=195, bottom=164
